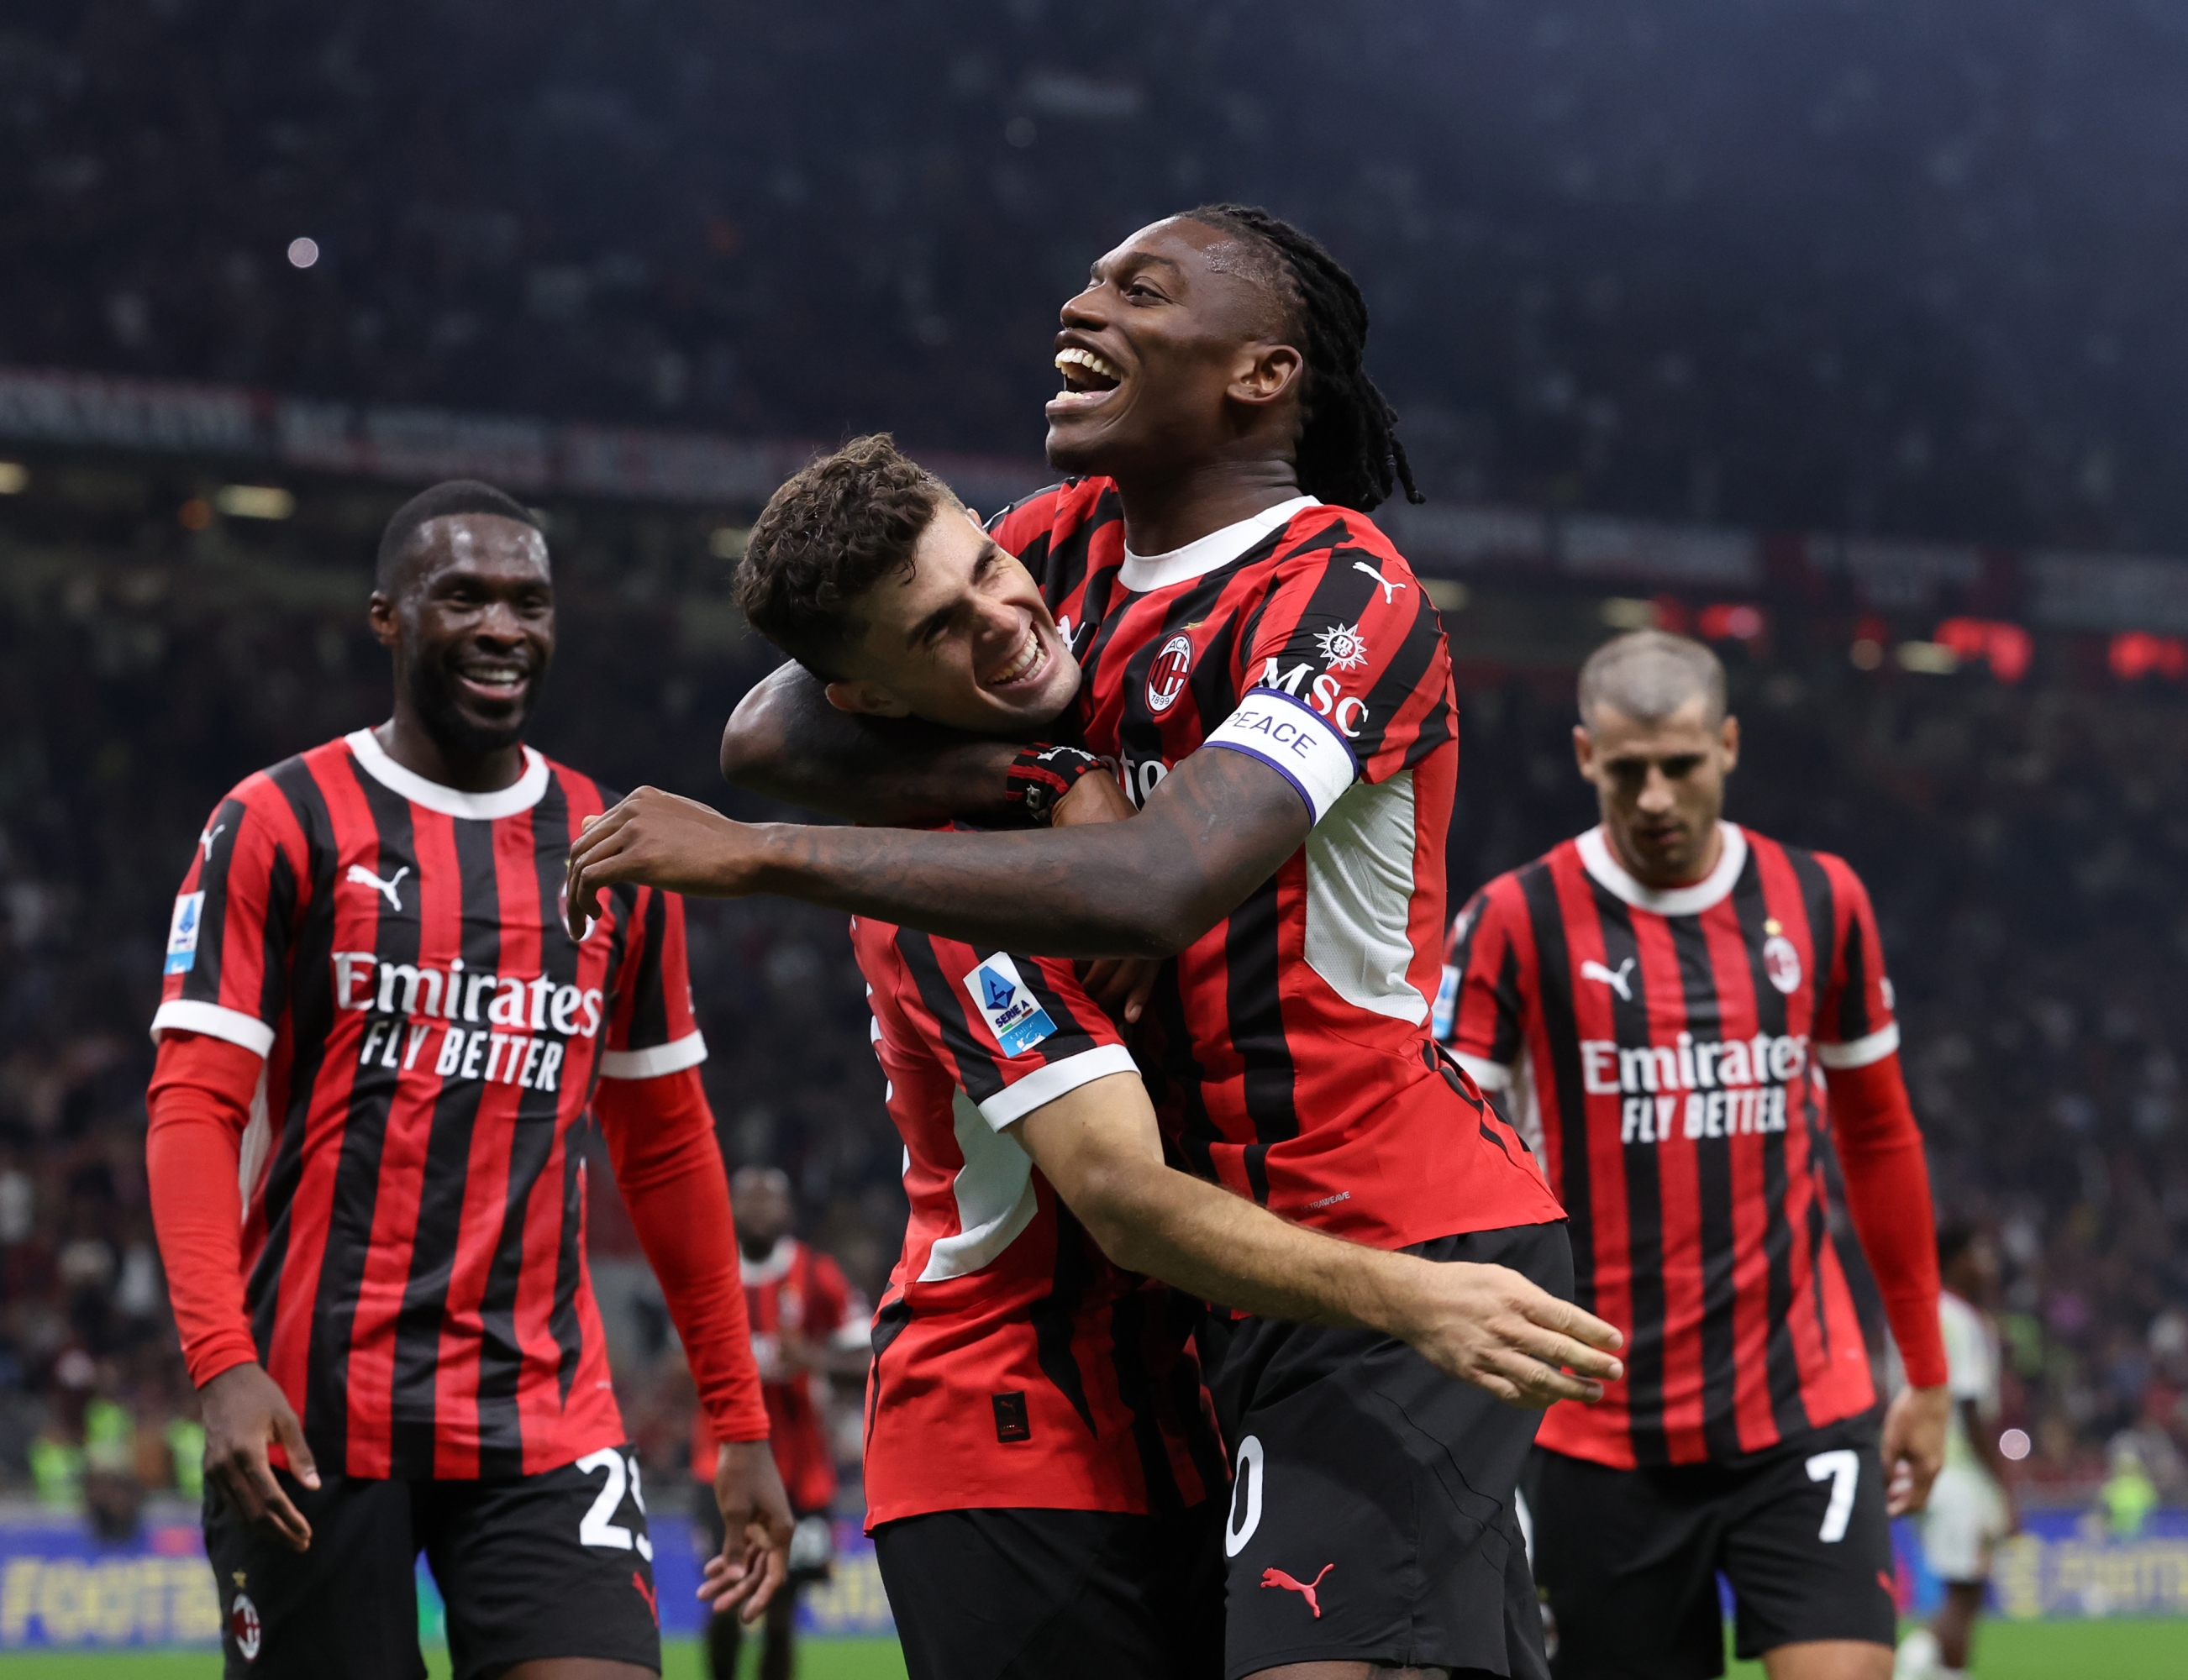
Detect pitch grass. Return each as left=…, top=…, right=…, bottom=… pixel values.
left=1, top=1622, right=2185, bottom=1676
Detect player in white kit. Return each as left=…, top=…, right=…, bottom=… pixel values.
left=1896, top=1226, right=2015, bottom=1680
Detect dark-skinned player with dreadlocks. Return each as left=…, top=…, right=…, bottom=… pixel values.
left=569, top=207, right=1623, bottom=1680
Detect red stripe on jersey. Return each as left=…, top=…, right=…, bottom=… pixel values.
left=1441, top=825, right=1887, bottom=1467
left=154, top=735, right=696, bottom=1478
left=991, top=480, right=1563, bottom=1252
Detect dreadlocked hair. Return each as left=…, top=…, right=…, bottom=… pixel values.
left=1184, top=202, right=1423, bottom=512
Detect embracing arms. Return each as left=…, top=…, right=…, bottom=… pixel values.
left=1015, top=1073, right=1623, bottom=1410
left=572, top=742, right=1309, bottom=959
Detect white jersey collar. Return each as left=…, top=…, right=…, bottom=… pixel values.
left=1119, top=496, right=1320, bottom=592
left=739, top=1236, right=797, bottom=1286
left=1576, top=822, right=1748, bottom=917
left=346, top=727, right=550, bottom=821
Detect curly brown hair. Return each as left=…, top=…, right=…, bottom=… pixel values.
left=734, top=433, right=961, bottom=679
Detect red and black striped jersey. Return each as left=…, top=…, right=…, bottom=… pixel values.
left=990, top=480, right=1563, bottom=1252
left=852, top=911, right=1225, bottom=1529
left=1437, top=822, right=1900, bottom=1468
left=691, top=1237, right=864, bottom=1514
left=152, top=729, right=707, bottom=1480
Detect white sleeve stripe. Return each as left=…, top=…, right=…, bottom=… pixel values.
left=1453, top=1051, right=1514, bottom=1092
left=976, top=1043, right=1140, bottom=1130
left=1201, top=686, right=1359, bottom=826
left=150, top=1000, right=274, bottom=1058
left=1814, top=1022, right=1900, bottom=1069
left=598, top=1031, right=709, bottom=1079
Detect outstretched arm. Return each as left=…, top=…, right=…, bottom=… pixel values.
left=719, top=662, right=1021, bottom=824
left=1016, top=1073, right=1624, bottom=1409
left=571, top=744, right=1309, bottom=959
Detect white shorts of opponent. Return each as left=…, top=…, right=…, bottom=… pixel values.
left=1917, top=1464, right=2010, bottom=1585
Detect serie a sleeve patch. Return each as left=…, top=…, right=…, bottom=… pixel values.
left=1202, top=686, right=1360, bottom=825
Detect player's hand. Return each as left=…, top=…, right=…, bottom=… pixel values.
left=1881, top=1383, right=1951, bottom=1515
left=1053, top=769, right=1161, bottom=1023
left=698, top=1440, right=794, bottom=1624
left=200, top=1362, right=320, bottom=1553
left=566, top=787, right=759, bottom=936
left=1391, top=1260, right=1625, bottom=1410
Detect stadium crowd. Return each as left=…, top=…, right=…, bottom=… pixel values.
left=0, top=484, right=2182, bottom=1530
left=8, top=1, right=2188, bottom=554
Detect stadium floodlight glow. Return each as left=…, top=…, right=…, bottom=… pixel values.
left=1999, top=1428, right=2032, bottom=1462
left=1896, top=640, right=1959, bottom=675
left=287, top=237, right=320, bottom=269
left=708, top=526, right=749, bottom=560
left=0, top=462, right=26, bottom=495
left=214, top=485, right=297, bottom=520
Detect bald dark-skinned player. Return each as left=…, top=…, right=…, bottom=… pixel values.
left=568, top=207, right=1623, bottom=1680
left=145, top=481, right=792, bottom=1680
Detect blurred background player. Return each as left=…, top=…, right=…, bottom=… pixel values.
left=1439, top=629, right=1951, bottom=1680
left=693, top=1166, right=869, bottom=1680
left=145, top=481, right=791, bottom=1679
left=1895, top=1226, right=2015, bottom=1680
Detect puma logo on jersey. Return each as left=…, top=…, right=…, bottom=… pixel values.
left=346, top=863, right=410, bottom=911
left=1352, top=559, right=1407, bottom=603
left=1261, top=1563, right=1333, bottom=1618
left=1581, top=957, right=1635, bottom=1001
left=198, top=823, right=227, bottom=861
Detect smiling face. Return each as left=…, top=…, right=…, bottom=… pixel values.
left=823, top=504, right=1080, bottom=735
left=1045, top=216, right=1305, bottom=480
left=1573, top=696, right=1741, bottom=887
left=371, top=513, right=554, bottom=757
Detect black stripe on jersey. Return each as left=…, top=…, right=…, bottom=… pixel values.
left=1586, top=886, right=1672, bottom=1467
left=1028, top=1199, right=1100, bottom=1436
left=1666, top=904, right=1744, bottom=1462
left=617, top=883, right=672, bottom=1053
left=387, top=803, right=501, bottom=1475
left=1164, top=1289, right=1229, bottom=1495
left=1733, top=860, right=1815, bottom=1443
left=1109, top=561, right=1246, bottom=797
left=864, top=1295, right=913, bottom=1442
left=1487, top=939, right=1527, bottom=1067
left=180, top=795, right=248, bottom=1009
left=1224, top=874, right=1298, bottom=1204
left=1786, top=849, right=1850, bottom=1373
left=1143, top=976, right=1221, bottom=1184
left=1101, top=1286, right=1186, bottom=1517
left=475, top=777, right=585, bottom=1477
left=307, top=757, right=420, bottom=1473
left=1830, top=878, right=1877, bottom=1043
left=1518, top=863, right=1596, bottom=1323
left=248, top=760, right=341, bottom=1379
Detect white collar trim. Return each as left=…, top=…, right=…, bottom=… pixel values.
left=346, top=728, right=550, bottom=821
left=1577, top=822, right=1748, bottom=916
left=1119, top=496, right=1320, bottom=591
left=739, top=1236, right=797, bottom=1286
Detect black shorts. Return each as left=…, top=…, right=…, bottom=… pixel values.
left=1525, top=1413, right=1896, bottom=1678
left=1199, top=1221, right=1568, bottom=1680
left=204, top=1444, right=660, bottom=1680
left=872, top=1504, right=1224, bottom=1680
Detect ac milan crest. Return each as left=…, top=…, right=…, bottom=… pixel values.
left=230, top=1592, right=262, bottom=1661
left=1145, top=634, right=1194, bottom=714
left=1762, top=934, right=1802, bottom=995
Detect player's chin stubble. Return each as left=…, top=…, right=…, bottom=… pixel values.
left=409, top=657, right=539, bottom=759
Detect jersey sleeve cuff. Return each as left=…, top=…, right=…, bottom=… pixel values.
left=1453, top=1051, right=1514, bottom=1092
left=976, top=1043, right=1140, bottom=1130
left=598, top=1031, right=708, bottom=1080
left=1202, top=686, right=1359, bottom=826
left=150, top=1000, right=275, bottom=1058
left=1815, top=1022, right=1899, bottom=1069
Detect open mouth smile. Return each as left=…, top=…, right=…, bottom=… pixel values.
left=1050, top=346, right=1124, bottom=412
left=454, top=660, right=531, bottom=704
left=981, top=625, right=1052, bottom=692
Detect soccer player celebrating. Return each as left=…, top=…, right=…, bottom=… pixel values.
left=692, top=1167, right=868, bottom=1680
left=572, top=207, right=1624, bottom=1679
left=145, top=481, right=792, bottom=1679
left=1436, top=629, right=1951, bottom=1680
left=1894, top=1226, right=2014, bottom=1680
